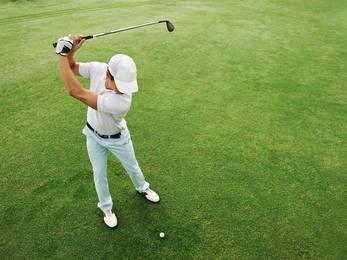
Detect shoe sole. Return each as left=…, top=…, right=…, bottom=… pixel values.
left=104, top=222, right=118, bottom=229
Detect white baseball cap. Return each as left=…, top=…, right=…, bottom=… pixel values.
left=108, top=54, right=138, bottom=94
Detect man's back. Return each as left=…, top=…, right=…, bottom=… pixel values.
left=80, top=62, right=132, bottom=135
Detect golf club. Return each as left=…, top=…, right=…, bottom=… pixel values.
left=52, top=20, right=174, bottom=48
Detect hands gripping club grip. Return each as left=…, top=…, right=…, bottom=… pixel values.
left=52, top=35, right=93, bottom=48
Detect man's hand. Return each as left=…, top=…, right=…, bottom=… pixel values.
left=68, top=34, right=85, bottom=55
left=55, top=36, right=73, bottom=56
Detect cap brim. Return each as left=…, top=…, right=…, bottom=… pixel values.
left=115, top=78, right=138, bottom=94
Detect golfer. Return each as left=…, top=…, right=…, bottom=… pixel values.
left=55, top=35, right=160, bottom=228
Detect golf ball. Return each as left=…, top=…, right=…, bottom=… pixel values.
left=159, top=232, right=165, bottom=238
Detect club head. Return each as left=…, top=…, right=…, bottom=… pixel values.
left=159, top=20, right=175, bottom=32
left=166, top=21, right=175, bottom=32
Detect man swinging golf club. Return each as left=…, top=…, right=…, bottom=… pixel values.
left=55, top=35, right=160, bottom=228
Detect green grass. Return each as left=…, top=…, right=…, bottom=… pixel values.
left=1, top=0, right=346, bottom=259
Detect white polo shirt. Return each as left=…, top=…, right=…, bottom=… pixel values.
left=79, top=62, right=132, bottom=135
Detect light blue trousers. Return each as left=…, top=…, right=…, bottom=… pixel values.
left=82, top=126, right=149, bottom=211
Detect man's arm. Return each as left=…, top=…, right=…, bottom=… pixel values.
left=67, top=35, right=84, bottom=76
left=58, top=55, right=98, bottom=109
left=67, top=52, right=80, bottom=76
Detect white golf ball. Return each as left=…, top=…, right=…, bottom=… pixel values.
left=159, top=232, right=165, bottom=238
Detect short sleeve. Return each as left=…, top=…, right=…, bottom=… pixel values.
left=97, top=94, right=130, bottom=115
left=79, top=62, right=96, bottom=78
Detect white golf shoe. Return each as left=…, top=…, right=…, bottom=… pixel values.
left=102, top=209, right=118, bottom=228
left=140, top=188, right=160, bottom=203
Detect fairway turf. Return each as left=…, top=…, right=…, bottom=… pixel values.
left=1, top=0, right=346, bottom=259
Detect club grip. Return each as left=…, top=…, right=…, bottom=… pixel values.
left=52, top=35, right=93, bottom=48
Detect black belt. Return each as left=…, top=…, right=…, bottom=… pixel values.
left=86, top=122, right=121, bottom=139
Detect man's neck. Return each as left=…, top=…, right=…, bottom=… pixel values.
left=105, top=78, right=123, bottom=94
left=105, top=85, right=122, bottom=94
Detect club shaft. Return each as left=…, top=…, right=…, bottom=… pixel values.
left=93, top=21, right=160, bottom=38
left=52, top=20, right=168, bottom=47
